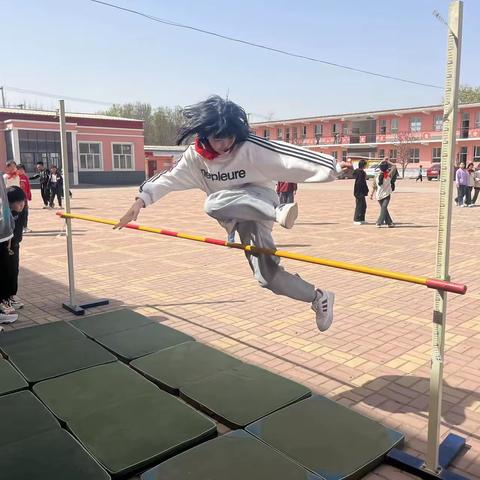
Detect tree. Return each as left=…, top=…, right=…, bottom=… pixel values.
left=102, top=102, right=183, bottom=145
left=392, top=132, right=415, bottom=178
left=443, top=85, right=480, bottom=104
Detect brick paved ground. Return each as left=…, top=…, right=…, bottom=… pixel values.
left=5, top=178, right=480, bottom=479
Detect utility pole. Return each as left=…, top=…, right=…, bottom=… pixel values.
left=0, top=87, right=5, bottom=107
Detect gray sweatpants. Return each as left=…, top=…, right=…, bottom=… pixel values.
left=204, top=186, right=316, bottom=303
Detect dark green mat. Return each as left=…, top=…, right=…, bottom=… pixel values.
left=94, top=322, right=194, bottom=360
left=3, top=337, right=116, bottom=383
left=34, top=362, right=160, bottom=422
left=0, top=358, right=27, bottom=396
left=68, top=391, right=216, bottom=475
left=0, top=390, right=59, bottom=448
left=0, top=429, right=110, bottom=480
left=141, top=430, right=321, bottom=480
left=70, top=309, right=153, bottom=338
left=180, top=362, right=311, bottom=428
left=0, top=321, right=84, bottom=350
left=131, top=341, right=242, bottom=393
left=246, top=395, right=405, bottom=480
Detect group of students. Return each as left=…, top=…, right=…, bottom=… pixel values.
left=352, top=159, right=398, bottom=227
left=455, top=162, right=480, bottom=207
left=0, top=179, right=27, bottom=326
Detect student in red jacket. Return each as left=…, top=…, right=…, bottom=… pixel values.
left=17, top=165, right=32, bottom=233
left=276, top=182, right=297, bottom=205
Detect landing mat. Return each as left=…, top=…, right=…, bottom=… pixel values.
left=0, top=358, right=27, bottom=396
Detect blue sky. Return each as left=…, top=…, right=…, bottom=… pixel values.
left=1, top=0, right=479, bottom=120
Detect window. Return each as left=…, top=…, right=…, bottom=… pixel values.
left=476, top=112, right=480, bottom=129
left=263, top=129, right=270, bottom=139
left=379, top=119, right=387, bottom=134
left=342, top=123, right=349, bottom=135
left=277, top=128, right=283, bottom=140
left=390, top=119, right=399, bottom=134
left=301, top=125, right=307, bottom=137
left=458, top=146, right=468, bottom=163
left=433, top=115, right=443, bottom=131
left=332, top=151, right=338, bottom=159
left=378, top=149, right=385, bottom=158
left=292, top=127, right=298, bottom=140
left=112, top=143, right=134, bottom=170
left=409, top=148, right=420, bottom=163
left=285, top=128, right=290, bottom=142
left=474, top=146, right=480, bottom=162
left=332, top=123, right=339, bottom=134
left=342, top=150, right=347, bottom=162
left=389, top=149, right=397, bottom=161
left=79, top=142, right=102, bottom=170
left=410, top=117, right=422, bottom=132
left=314, top=124, right=323, bottom=136
left=432, top=147, right=442, bottom=162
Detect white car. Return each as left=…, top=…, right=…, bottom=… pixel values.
left=365, top=163, right=380, bottom=179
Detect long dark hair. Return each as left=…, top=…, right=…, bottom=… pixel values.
left=176, top=95, right=250, bottom=145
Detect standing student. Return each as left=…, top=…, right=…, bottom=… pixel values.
left=471, top=165, right=480, bottom=205
left=0, top=178, right=18, bottom=324
left=276, top=182, right=297, bottom=205
left=30, top=161, right=51, bottom=208
left=416, top=165, right=423, bottom=182
left=116, top=96, right=350, bottom=332
left=3, top=161, right=20, bottom=188
left=48, top=165, right=63, bottom=209
left=455, top=162, right=468, bottom=207
left=5, top=187, right=26, bottom=311
left=352, top=159, right=369, bottom=224
left=466, top=163, right=475, bottom=208
left=371, top=161, right=394, bottom=227
left=17, top=165, right=32, bottom=233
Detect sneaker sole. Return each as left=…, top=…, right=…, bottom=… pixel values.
left=316, top=291, right=335, bottom=332
left=281, top=203, right=298, bottom=229
left=0, top=315, right=18, bottom=324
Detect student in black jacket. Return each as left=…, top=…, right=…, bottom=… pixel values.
left=48, top=165, right=63, bottom=208
left=29, top=161, right=51, bottom=209
left=352, top=159, right=369, bottom=224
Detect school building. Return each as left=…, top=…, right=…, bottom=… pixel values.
left=251, top=102, right=480, bottom=172
left=0, top=107, right=145, bottom=185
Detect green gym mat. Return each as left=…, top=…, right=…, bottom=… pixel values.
left=0, top=429, right=110, bottom=480
left=0, top=390, right=59, bottom=448
left=3, top=337, right=117, bottom=383
left=130, top=341, right=242, bottom=393
left=68, top=391, right=216, bottom=476
left=70, top=309, right=154, bottom=338
left=94, top=322, right=194, bottom=360
left=34, top=362, right=160, bottom=422
left=141, top=430, right=322, bottom=480
left=180, top=362, right=311, bottom=428
left=0, top=321, right=84, bottom=350
left=0, top=358, right=27, bottom=396
left=246, top=395, right=405, bottom=480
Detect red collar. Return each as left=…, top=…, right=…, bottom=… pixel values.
left=6, top=171, right=19, bottom=179
left=195, top=138, right=219, bottom=161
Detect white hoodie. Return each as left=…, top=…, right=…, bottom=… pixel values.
left=139, top=134, right=340, bottom=206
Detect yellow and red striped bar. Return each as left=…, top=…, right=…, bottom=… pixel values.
left=57, top=212, right=467, bottom=295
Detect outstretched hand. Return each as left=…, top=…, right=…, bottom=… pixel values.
left=339, top=160, right=353, bottom=171
left=114, top=198, right=145, bottom=229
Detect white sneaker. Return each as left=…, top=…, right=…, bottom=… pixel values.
left=0, top=300, right=16, bottom=315
left=276, top=203, right=298, bottom=229
left=460, top=204, right=467, bottom=208
left=353, top=221, right=363, bottom=225
left=9, top=296, right=24, bottom=309
left=23, top=228, right=32, bottom=233
left=0, top=312, right=18, bottom=324
left=311, top=289, right=335, bottom=332
left=468, top=204, right=475, bottom=208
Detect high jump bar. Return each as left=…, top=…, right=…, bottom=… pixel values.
left=57, top=211, right=467, bottom=295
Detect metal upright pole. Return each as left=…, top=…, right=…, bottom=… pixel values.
left=59, top=100, right=84, bottom=315
left=425, top=0, right=462, bottom=474
left=1, top=87, right=5, bottom=107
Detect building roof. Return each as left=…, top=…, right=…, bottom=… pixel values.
left=0, top=107, right=143, bottom=129
left=251, top=102, right=480, bottom=126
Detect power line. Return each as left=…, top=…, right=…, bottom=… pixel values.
left=88, top=0, right=443, bottom=90
left=2, top=86, right=115, bottom=106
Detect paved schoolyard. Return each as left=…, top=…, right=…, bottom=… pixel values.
left=7, top=179, right=480, bottom=479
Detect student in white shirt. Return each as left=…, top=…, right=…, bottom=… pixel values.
left=117, top=96, right=350, bottom=332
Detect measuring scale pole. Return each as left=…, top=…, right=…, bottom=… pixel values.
left=425, top=1, right=463, bottom=474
